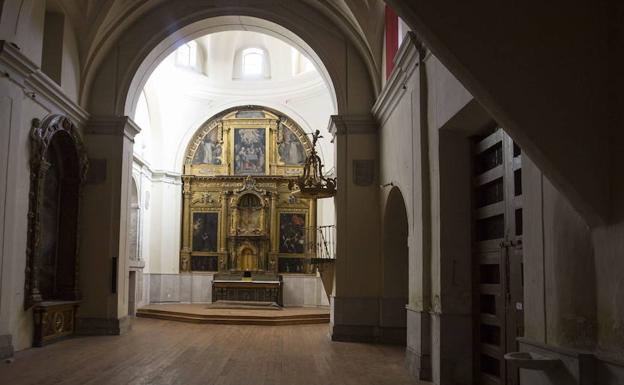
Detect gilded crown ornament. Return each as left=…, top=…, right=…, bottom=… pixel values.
left=288, top=130, right=336, bottom=199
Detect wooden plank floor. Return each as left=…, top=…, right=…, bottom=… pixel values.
left=0, top=317, right=427, bottom=385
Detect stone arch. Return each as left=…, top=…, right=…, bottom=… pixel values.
left=82, top=3, right=378, bottom=117
left=381, top=186, right=409, bottom=344
left=77, top=1, right=378, bottom=335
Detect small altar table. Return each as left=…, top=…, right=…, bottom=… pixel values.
left=212, top=279, right=282, bottom=306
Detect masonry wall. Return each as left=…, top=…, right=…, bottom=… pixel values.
left=521, top=154, right=624, bottom=385
left=375, top=31, right=624, bottom=385
left=375, top=33, right=479, bottom=384
left=0, top=0, right=88, bottom=353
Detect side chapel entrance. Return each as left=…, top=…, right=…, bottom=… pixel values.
left=472, top=128, right=524, bottom=385
left=381, top=187, right=409, bottom=344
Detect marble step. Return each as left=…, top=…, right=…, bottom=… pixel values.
left=136, top=310, right=329, bottom=325
left=135, top=305, right=330, bottom=325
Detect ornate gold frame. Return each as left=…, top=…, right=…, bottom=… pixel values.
left=189, top=210, right=221, bottom=252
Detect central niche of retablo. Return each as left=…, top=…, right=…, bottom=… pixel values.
left=179, top=107, right=317, bottom=293
left=230, top=192, right=266, bottom=272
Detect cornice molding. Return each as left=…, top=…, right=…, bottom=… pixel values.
left=86, top=116, right=141, bottom=140
left=372, top=32, right=424, bottom=125
left=150, top=170, right=182, bottom=184
left=0, top=41, right=38, bottom=80
left=132, top=155, right=181, bottom=185
left=132, top=153, right=151, bottom=170
left=328, top=114, right=378, bottom=137
left=0, top=40, right=90, bottom=125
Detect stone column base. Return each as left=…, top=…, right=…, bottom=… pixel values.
left=379, top=326, right=407, bottom=344
left=0, top=334, right=13, bottom=359
left=331, top=296, right=379, bottom=342
left=331, top=324, right=377, bottom=343
left=406, top=345, right=432, bottom=381
left=406, top=308, right=433, bottom=381
left=76, top=316, right=132, bottom=336
left=330, top=324, right=407, bottom=344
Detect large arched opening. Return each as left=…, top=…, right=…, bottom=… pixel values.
left=79, top=2, right=380, bottom=343
left=82, top=5, right=379, bottom=117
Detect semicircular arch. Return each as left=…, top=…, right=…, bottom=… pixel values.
left=182, top=105, right=314, bottom=173
left=83, top=4, right=378, bottom=118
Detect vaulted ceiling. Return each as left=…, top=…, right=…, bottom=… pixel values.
left=52, top=0, right=385, bottom=86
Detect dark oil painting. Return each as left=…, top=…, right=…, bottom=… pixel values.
left=192, top=212, right=218, bottom=252
left=279, top=213, right=305, bottom=254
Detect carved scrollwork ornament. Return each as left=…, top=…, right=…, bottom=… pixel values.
left=180, top=254, right=191, bottom=272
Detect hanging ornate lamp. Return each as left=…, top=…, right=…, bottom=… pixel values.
left=288, top=130, right=336, bottom=199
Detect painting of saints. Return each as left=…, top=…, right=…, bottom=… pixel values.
left=192, top=130, right=222, bottom=165
left=192, top=212, right=218, bottom=251
left=278, top=128, right=305, bottom=165
left=234, top=128, right=266, bottom=174
left=279, top=213, right=306, bottom=254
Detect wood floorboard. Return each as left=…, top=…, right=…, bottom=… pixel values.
left=0, top=318, right=428, bottom=385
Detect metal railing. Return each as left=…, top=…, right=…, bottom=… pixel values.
left=307, top=225, right=336, bottom=262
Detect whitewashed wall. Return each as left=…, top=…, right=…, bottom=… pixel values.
left=131, top=31, right=335, bottom=306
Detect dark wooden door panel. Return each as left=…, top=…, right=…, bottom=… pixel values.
left=473, top=129, right=524, bottom=385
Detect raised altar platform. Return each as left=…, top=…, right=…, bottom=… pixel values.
left=136, top=304, right=329, bottom=325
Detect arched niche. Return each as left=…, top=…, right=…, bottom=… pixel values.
left=25, top=115, right=88, bottom=309
left=381, top=186, right=409, bottom=343
left=234, top=192, right=266, bottom=236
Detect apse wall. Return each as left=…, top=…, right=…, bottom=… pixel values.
left=130, top=31, right=334, bottom=307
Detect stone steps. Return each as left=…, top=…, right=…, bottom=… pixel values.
left=136, top=308, right=330, bottom=326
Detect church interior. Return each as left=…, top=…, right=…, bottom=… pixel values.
left=0, top=1, right=621, bottom=385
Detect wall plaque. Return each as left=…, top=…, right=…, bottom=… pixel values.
left=353, top=159, right=375, bottom=186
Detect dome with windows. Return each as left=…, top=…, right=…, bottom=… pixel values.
left=132, top=30, right=333, bottom=173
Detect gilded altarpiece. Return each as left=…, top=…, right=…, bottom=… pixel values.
left=180, top=108, right=317, bottom=274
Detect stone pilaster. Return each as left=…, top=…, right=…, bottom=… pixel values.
left=328, top=114, right=382, bottom=342
left=77, top=116, right=140, bottom=335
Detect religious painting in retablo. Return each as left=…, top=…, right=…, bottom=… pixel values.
left=192, top=129, right=222, bottom=165
left=279, top=213, right=306, bottom=254
left=234, top=128, right=266, bottom=175
left=192, top=212, right=218, bottom=252
left=278, top=127, right=305, bottom=165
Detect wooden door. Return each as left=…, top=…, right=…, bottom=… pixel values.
left=472, top=129, right=524, bottom=385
